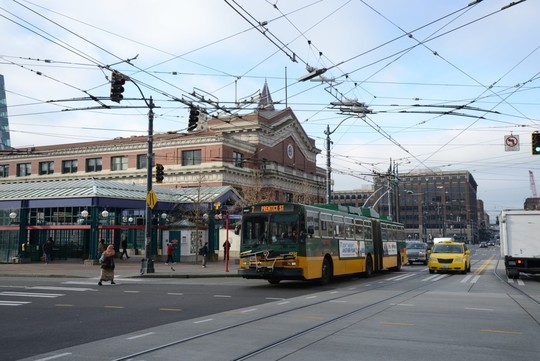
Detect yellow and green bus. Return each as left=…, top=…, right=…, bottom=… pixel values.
left=238, top=202, right=407, bottom=284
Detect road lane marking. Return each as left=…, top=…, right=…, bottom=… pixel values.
left=241, top=308, right=257, bottom=313
left=474, top=255, right=494, bottom=275
left=127, top=332, right=155, bottom=340
left=465, top=307, right=493, bottom=311
left=33, top=352, right=72, bottom=360
left=193, top=318, right=213, bottom=324
left=390, top=303, right=414, bottom=307
left=123, top=290, right=140, bottom=293
left=481, top=329, right=523, bottom=335
left=160, top=308, right=182, bottom=312
left=104, top=305, right=124, bottom=309
left=55, top=304, right=73, bottom=307
left=213, top=295, right=232, bottom=298
left=168, top=292, right=184, bottom=296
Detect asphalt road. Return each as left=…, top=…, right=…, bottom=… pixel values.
left=0, top=276, right=331, bottom=360
left=2, top=246, right=539, bottom=361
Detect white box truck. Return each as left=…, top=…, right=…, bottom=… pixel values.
left=499, top=209, right=540, bottom=279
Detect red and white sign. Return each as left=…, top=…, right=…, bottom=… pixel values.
left=504, top=135, right=520, bottom=151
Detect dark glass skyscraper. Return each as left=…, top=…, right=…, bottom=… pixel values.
left=0, top=75, right=12, bottom=150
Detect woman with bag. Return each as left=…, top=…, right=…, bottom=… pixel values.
left=98, top=245, right=116, bottom=286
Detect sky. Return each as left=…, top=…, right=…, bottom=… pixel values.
left=1, top=0, right=539, bottom=220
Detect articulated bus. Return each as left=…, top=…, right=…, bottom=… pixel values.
left=238, top=202, right=407, bottom=284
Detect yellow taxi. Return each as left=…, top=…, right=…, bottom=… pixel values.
left=428, top=241, right=470, bottom=274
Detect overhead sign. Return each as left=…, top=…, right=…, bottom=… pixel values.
left=146, top=190, right=158, bottom=209
left=504, top=134, right=519, bottom=151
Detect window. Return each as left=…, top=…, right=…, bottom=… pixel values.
left=182, top=149, right=201, bottom=166
left=86, top=158, right=102, bottom=172
left=111, top=156, right=128, bottom=171
left=17, top=163, right=31, bottom=177
left=0, top=164, right=9, bottom=178
left=136, top=154, right=147, bottom=169
left=62, top=159, right=78, bottom=174
left=39, top=161, right=54, bottom=175
left=233, top=151, right=244, bottom=168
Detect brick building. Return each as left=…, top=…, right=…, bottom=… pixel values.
left=0, top=83, right=326, bottom=262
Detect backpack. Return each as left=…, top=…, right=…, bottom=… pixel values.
left=198, top=247, right=205, bottom=256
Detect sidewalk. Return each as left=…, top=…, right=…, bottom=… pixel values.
left=0, top=255, right=241, bottom=279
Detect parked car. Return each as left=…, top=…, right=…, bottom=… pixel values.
left=406, top=241, right=429, bottom=265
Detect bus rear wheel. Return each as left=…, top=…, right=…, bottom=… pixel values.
left=363, top=255, right=373, bottom=278
left=268, top=279, right=281, bottom=285
left=320, top=257, right=333, bottom=285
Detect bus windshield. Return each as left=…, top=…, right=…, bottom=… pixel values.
left=242, top=213, right=302, bottom=246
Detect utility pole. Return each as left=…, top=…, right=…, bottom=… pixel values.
left=325, top=124, right=333, bottom=204
left=325, top=100, right=371, bottom=204
left=141, top=97, right=155, bottom=274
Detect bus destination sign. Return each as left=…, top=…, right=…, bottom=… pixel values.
left=250, top=204, right=294, bottom=213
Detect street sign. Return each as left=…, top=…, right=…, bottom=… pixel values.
left=146, top=190, right=158, bottom=209
left=504, top=134, right=519, bottom=151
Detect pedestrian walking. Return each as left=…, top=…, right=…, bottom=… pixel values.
left=165, top=241, right=176, bottom=271
left=97, top=239, right=106, bottom=260
left=199, top=242, right=208, bottom=268
left=98, top=245, right=116, bottom=286
left=119, top=238, right=130, bottom=260
left=43, top=237, right=53, bottom=264
left=21, top=241, right=29, bottom=258
left=222, top=240, right=230, bottom=261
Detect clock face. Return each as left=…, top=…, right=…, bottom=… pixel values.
left=287, top=144, right=294, bottom=159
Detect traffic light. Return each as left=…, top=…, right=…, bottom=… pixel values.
left=532, top=132, right=540, bottom=155
left=155, top=163, right=164, bottom=183
left=188, top=107, right=200, bottom=131
left=110, top=71, right=125, bottom=103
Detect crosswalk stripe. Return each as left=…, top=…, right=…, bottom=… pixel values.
left=0, top=291, right=64, bottom=298
left=0, top=300, right=31, bottom=306
left=422, top=274, right=448, bottom=282
left=28, top=286, right=96, bottom=292
left=387, top=273, right=418, bottom=281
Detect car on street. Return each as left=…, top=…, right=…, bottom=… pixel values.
left=428, top=240, right=471, bottom=274
left=479, top=241, right=488, bottom=248
left=406, top=241, right=429, bottom=265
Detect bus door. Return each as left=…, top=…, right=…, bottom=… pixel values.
left=372, top=220, right=383, bottom=271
